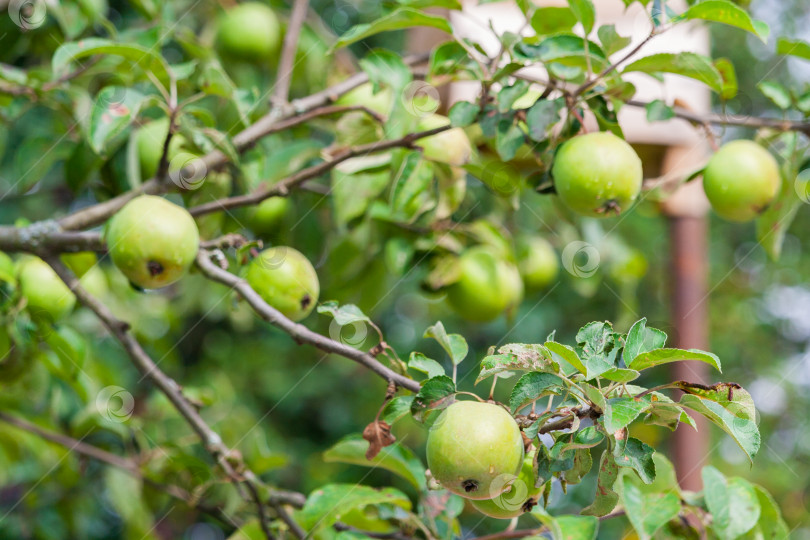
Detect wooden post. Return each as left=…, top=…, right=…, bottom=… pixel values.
left=661, top=147, right=711, bottom=491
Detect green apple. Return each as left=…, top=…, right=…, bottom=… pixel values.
left=0, top=251, right=16, bottom=287
left=552, top=132, right=643, bottom=217
left=246, top=247, right=319, bottom=321
left=608, top=247, right=647, bottom=284
left=471, top=450, right=540, bottom=518
left=335, top=82, right=394, bottom=118
left=248, top=197, right=291, bottom=236
left=517, top=237, right=559, bottom=290
left=135, top=118, right=189, bottom=180
left=702, top=140, right=781, bottom=222
left=446, top=246, right=523, bottom=322
left=18, top=257, right=76, bottom=321
left=417, top=114, right=473, bottom=166
left=216, top=2, right=281, bottom=62
left=79, top=265, right=109, bottom=298
left=105, top=195, right=200, bottom=289
left=426, top=401, right=524, bottom=499
left=61, top=251, right=98, bottom=278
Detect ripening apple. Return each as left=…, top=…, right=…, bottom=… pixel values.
left=246, top=247, right=320, bottom=321
left=335, top=82, right=394, bottom=118
left=516, top=236, right=559, bottom=290
left=61, top=251, right=98, bottom=278
left=471, top=450, right=540, bottom=518
left=105, top=196, right=200, bottom=289
left=248, top=197, right=291, bottom=236
left=17, top=257, right=76, bottom=321
left=417, top=114, right=473, bottom=167
left=702, top=140, right=781, bottom=222
left=552, top=132, right=643, bottom=217
left=426, top=401, right=524, bottom=499
left=446, top=246, right=523, bottom=322
left=135, top=118, right=189, bottom=180
left=216, top=2, right=281, bottom=62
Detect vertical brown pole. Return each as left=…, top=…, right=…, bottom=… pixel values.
left=661, top=146, right=711, bottom=491
left=669, top=215, right=710, bottom=490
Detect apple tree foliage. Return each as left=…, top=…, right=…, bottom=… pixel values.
left=0, top=0, right=807, bottom=538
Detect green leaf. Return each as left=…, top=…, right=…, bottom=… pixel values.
left=383, top=396, right=414, bottom=424
left=627, top=348, right=721, bottom=372
left=679, top=388, right=760, bottom=463
left=429, top=41, right=479, bottom=79
left=575, top=321, right=620, bottom=379
left=714, top=58, right=738, bottom=100
left=526, top=98, right=565, bottom=142
left=602, top=397, right=651, bottom=433
left=389, top=152, right=434, bottom=221
left=568, top=0, right=596, bottom=34
left=530, top=7, right=577, bottom=35
left=613, top=437, right=656, bottom=484
left=410, top=375, right=456, bottom=422
left=476, top=344, right=559, bottom=384
left=52, top=38, right=171, bottom=86
left=563, top=448, right=593, bottom=484
left=104, top=468, right=155, bottom=539
left=645, top=99, right=675, bottom=122
left=498, top=81, right=530, bottom=113
left=359, top=49, right=412, bottom=94
left=333, top=8, right=452, bottom=50
left=448, top=101, right=478, bottom=127
left=702, top=467, right=761, bottom=540
left=495, top=119, right=525, bottom=161
left=515, top=34, right=608, bottom=70
left=619, top=473, right=681, bottom=540
left=331, top=165, right=390, bottom=226
left=408, top=352, right=445, bottom=379
left=644, top=392, right=697, bottom=431
left=677, top=0, right=769, bottom=43
left=88, top=87, right=153, bottom=154
left=317, top=301, right=373, bottom=326
left=742, top=485, right=790, bottom=539
left=758, top=81, right=791, bottom=110
left=776, top=38, right=810, bottom=62
left=556, top=515, right=599, bottom=540
left=625, top=318, right=667, bottom=364
left=423, top=322, right=468, bottom=365
left=597, top=24, right=631, bottom=56
left=623, top=52, right=724, bottom=94
left=581, top=450, right=620, bottom=516
left=600, top=367, right=640, bottom=383
left=545, top=341, right=587, bottom=376
left=323, top=435, right=426, bottom=490
left=298, top=484, right=411, bottom=532
left=509, top=372, right=566, bottom=412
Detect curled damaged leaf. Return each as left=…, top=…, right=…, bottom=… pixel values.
left=362, top=420, right=396, bottom=460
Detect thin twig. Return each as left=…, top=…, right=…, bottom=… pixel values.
left=272, top=0, right=310, bottom=106
left=188, top=125, right=450, bottom=217
left=625, top=99, right=810, bottom=136
left=6, top=53, right=429, bottom=233
left=195, top=250, right=421, bottom=393
left=0, top=411, right=237, bottom=527
left=573, top=28, right=661, bottom=97
left=43, top=257, right=277, bottom=540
